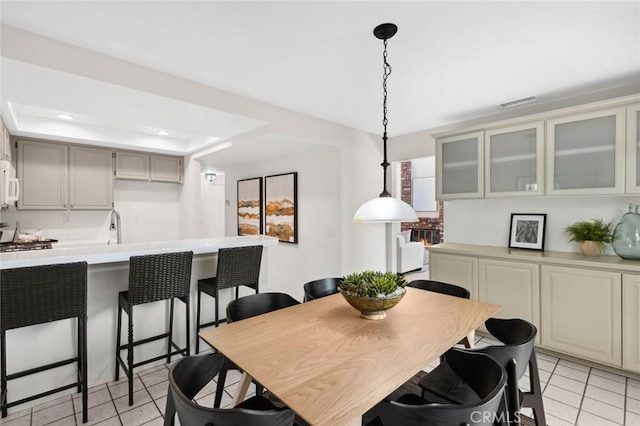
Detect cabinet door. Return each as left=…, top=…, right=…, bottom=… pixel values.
left=479, top=259, right=540, bottom=343
left=150, top=155, right=182, bottom=183
left=541, top=265, right=621, bottom=367
left=429, top=253, right=478, bottom=299
left=17, top=140, right=68, bottom=210
left=546, top=107, right=625, bottom=195
left=626, top=103, right=640, bottom=194
left=0, top=118, right=10, bottom=161
left=485, top=122, right=544, bottom=197
left=114, top=151, right=149, bottom=180
left=436, top=131, right=484, bottom=199
left=69, top=146, right=113, bottom=209
left=623, top=274, right=640, bottom=373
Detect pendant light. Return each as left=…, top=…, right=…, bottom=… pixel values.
left=353, top=23, right=418, bottom=223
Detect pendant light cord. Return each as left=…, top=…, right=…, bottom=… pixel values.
left=380, top=38, right=392, bottom=197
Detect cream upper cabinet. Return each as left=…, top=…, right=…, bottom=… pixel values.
left=623, top=274, right=640, bottom=373
left=114, top=151, right=149, bottom=180
left=69, top=145, right=113, bottom=210
left=541, top=265, right=622, bottom=367
left=546, top=107, right=626, bottom=195
left=484, top=122, right=544, bottom=197
left=18, top=139, right=68, bottom=210
left=429, top=252, right=478, bottom=299
left=436, top=131, right=484, bottom=199
left=150, top=155, right=182, bottom=183
left=626, top=103, right=640, bottom=194
left=478, top=259, right=540, bottom=343
left=0, top=117, right=10, bottom=162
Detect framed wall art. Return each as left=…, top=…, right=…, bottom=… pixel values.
left=265, top=172, right=298, bottom=243
left=237, top=177, right=263, bottom=236
left=508, top=213, right=547, bottom=251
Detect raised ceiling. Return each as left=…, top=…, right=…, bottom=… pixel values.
left=1, top=1, right=638, bottom=167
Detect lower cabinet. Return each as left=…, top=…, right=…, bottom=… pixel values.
left=541, top=265, right=622, bottom=367
left=623, top=274, right=640, bottom=372
left=429, top=253, right=478, bottom=299
left=478, top=259, right=540, bottom=344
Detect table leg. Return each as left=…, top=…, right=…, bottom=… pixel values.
left=464, top=330, right=476, bottom=348
left=232, top=371, right=253, bottom=406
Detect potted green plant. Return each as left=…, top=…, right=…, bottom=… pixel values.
left=338, top=271, right=407, bottom=320
left=564, top=219, right=613, bottom=256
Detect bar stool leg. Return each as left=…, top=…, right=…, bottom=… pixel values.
left=80, top=316, right=88, bottom=423
left=184, top=298, right=190, bottom=357
left=1, top=331, right=7, bottom=418
left=195, top=290, right=202, bottom=354
left=214, top=289, right=220, bottom=328
left=168, top=298, right=175, bottom=364
left=127, top=310, right=134, bottom=406
left=115, top=304, right=122, bottom=381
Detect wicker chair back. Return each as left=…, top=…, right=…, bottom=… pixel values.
left=128, top=251, right=193, bottom=306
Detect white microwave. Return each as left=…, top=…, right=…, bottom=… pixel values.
left=0, top=160, right=19, bottom=207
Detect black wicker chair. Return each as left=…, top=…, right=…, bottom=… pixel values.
left=115, top=251, right=193, bottom=406
left=370, top=349, right=506, bottom=426
left=303, top=277, right=340, bottom=302
left=164, top=353, right=294, bottom=426
left=195, top=245, right=263, bottom=353
left=1, top=262, right=88, bottom=422
left=418, top=318, right=545, bottom=426
left=212, top=292, right=300, bottom=408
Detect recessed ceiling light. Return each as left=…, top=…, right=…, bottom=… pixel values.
left=157, top=130, right=169, bottom=136
left=56, top=114, right=74, bottom=120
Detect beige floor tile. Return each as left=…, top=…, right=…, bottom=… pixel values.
left=584, top=384, right=625, bottom=408
left=139, top=369, right=169, bottom=389
left=33, top=395, right=73, bottom=412
left=587, top=373, right=626, bottom=395
left=46, top=415, right=77, bottom=425
left=119, top=402, right=162, bottom=426
left=108, top=377, right=144, bottom=400
left=537, top=351, right=560, bottom=364
left=544, top=413, right=574, bottom=426
left=538, top=358, right=559, bottom=373
left=554, top=364, right=589, bottom=382
left=628, top=383, right=640, bottom=400
left=146, top=381, right=168, bottom=400
left=73, top=388, right=113, bottom=413
left=141, top=417, right=164, bottom=425
left=576, top=410, right=622, bottom=425
left=558, top=358, right=590, bottom=373
left=32, top=400, right=75, bottom=426
left=113, top=389, right=152, bottom=414
left=137, top=365, right=166, bottom=377
left=589, top=368, right=626, bottom=384
left=0, top=414, right=32, bottom=426
left=74, top=401, right=117, bottom=426
left=0, top=406, right=31, bottom=423
left=153, top=396, right=167, bottom=415
left=627, top=396, right=640, bottom=415
left=628, top=378, right=640, bottom=389
left=93, top=416, right=121, bottom=425
left=542, top=397, right=578, bottom=424
left=626, top=410, right=640, bottom=425
left=548, top=373, right=587, bottom=395
left=543, top=384, right=583, bottom=408
left=579, top=397, right=624, bottom=424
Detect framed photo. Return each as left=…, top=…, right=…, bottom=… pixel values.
left=237, top=177, right=263, bottom=236
left=265, top=172, right=298, bottom=243
left=509, top=213, right=547, bottom=251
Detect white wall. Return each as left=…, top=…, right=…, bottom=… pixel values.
left=200, top=173, right=226, bottom=238
left=223, top=146, right=342, bottom=301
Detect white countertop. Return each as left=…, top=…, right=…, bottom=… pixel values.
left=0, top=235, right=279, bottom=269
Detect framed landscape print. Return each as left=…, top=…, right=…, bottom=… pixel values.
left=237, top=177, right=263, bottom=236
left=508, top=213, right=546, bottom=251
left=265, top=172, right=298, bottom=243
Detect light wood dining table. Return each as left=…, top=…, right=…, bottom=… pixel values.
left=199, top=287, right=501, bottom=426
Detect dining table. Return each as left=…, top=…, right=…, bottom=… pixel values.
left=199, top=287, right=501, bottom=426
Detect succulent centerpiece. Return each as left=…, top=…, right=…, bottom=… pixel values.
left=338, top=271, right=407, bottom=320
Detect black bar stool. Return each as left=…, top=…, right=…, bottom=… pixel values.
left=115, top=251, right=193, bottom=406
left=1, top=262, right=88, bottom=422
left=195, top=245, right=263, bottom=354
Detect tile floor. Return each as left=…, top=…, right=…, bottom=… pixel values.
left=2, top=339, right=640, bottom=425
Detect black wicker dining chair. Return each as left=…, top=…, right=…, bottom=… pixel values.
left=303, top=277, right=340, bottom=302
left=1, top=262, right=89, bottom=422
left=195, top=245, right=263, bottom=353
left=115, top=251, right=193, bottom=406
left=164, top=352, right=294, bottom=426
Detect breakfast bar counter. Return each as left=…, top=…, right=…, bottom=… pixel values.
left=0, top=235, right=278, bottom=413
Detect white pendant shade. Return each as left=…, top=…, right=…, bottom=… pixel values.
left=353, top=196, right=419, bottom=223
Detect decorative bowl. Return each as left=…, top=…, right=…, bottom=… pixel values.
left=339, top=288, right=406, bottom=320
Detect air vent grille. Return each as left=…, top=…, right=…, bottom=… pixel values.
left=499, top=96, right=538, bottom=109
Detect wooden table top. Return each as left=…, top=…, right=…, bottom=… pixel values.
left=200, top=287, right=501, bottom=426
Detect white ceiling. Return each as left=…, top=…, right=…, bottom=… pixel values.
left=1, top=1, right=639, bottom=168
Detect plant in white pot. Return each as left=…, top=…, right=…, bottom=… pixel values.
left=564, top=219, right=613, bottom=256
left=338, top=271, right=407, bottom=320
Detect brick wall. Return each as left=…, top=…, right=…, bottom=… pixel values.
left=399, top=160, right=444, bottom=243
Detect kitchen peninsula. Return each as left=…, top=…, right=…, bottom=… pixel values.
left=0, top=235, right=278, bottom=410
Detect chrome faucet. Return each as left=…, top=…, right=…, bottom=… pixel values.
left=110, top=209, right=122, bottom=245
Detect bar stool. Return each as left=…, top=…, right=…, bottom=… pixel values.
left=195, top=245, right=263, bottom=354
left=115, top=251, right=193, bottom=406
left=1, top=262, right=88, bottom=422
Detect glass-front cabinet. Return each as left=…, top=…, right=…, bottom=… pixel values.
left=627, top=103, right=640, bottom=194
left=546, top=107, right=626, bottom=195
left=484, top=121, right=544, bottom=197
left=436, top=131, right=484, bottom=199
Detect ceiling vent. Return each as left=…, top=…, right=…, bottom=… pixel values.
left=498, top=96, right=538, bottom=109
